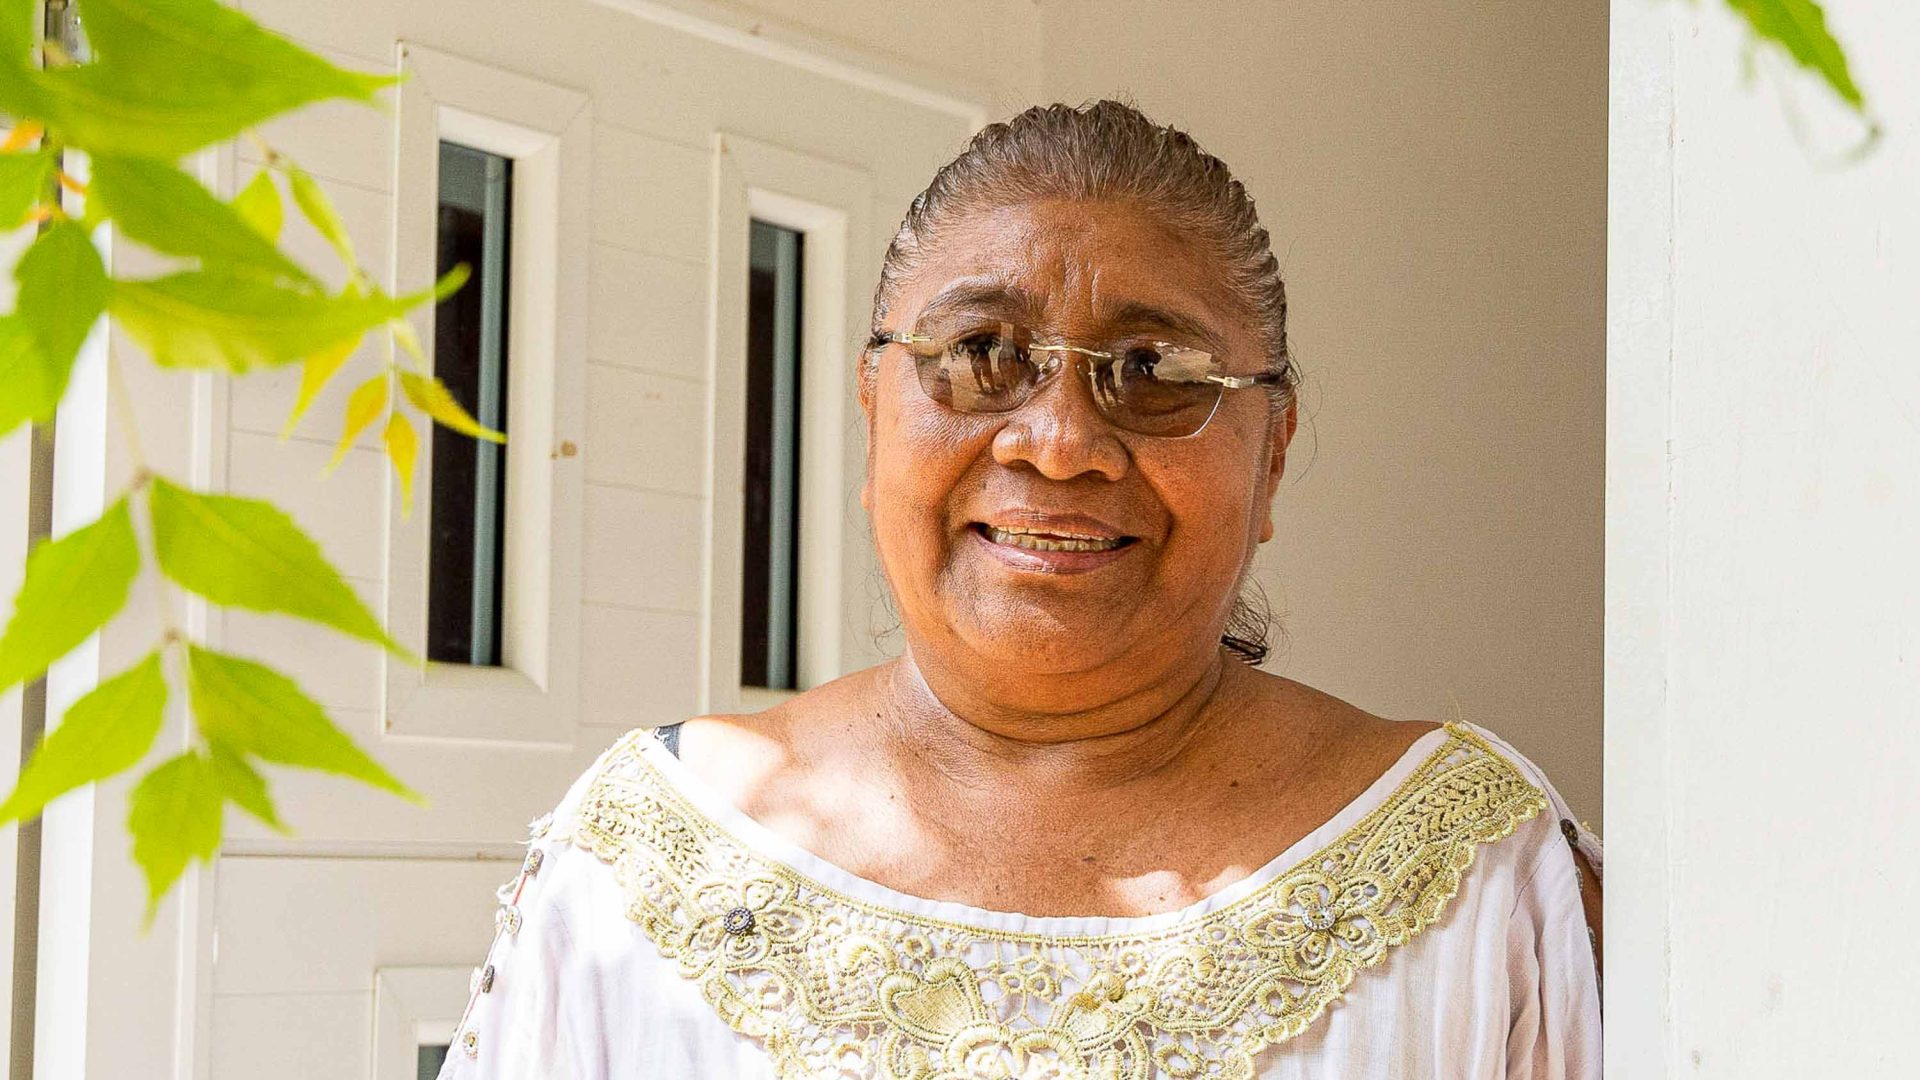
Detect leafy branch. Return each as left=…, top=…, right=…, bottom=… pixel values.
left=1714, top=0, right=1881, bottom=157
left=0, top=0, right=502, bottom=922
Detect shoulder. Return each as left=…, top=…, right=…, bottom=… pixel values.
left=1265, top=708, right=1597, bottom=929
left=544, top=664, right=888, bottom=832
left=1451, top=722, right=1564, bottom=798
left=1452, top=721, right=1602, bottom=869
left=529, top=726, right=658, bottom=842
left=1441, top=721, right=1603, bottom=944
left=1230, top=668, right=1443, bottom=782
left=657, top=665, right=890, bottom=799
left=1448, top=724, right=1604, bottom=991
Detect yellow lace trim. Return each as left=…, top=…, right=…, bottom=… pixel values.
left=565, top=721, right=1545, bottom=1080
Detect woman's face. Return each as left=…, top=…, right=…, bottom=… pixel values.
left=859, top=198, right=1297, bottom=689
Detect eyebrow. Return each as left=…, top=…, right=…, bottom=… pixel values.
left=909, top=280, right=1229, bottom=354
left=913, top=277, right=1047, bottom=328
left=1103, top=301, right=1228, bottom=354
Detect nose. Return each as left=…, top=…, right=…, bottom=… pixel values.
left=989, top=355, right=1130, bottom=481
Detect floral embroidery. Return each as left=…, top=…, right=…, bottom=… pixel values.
left=566, top=722, right=1546, bottom=1079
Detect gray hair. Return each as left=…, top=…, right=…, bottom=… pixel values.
left=864, top=100, right=1296, bottom=665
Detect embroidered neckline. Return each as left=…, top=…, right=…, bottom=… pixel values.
left=564, top=721, right=1547, bottom=1079
left=632, top=721, right=1457, bottom=939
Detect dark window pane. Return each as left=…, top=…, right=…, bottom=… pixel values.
left=742, top=221, right=802, bottom=689
left=429, top=141, right=512, bottom=666
left=417, top=1043, right=450, bottom=1080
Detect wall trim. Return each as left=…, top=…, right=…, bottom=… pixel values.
left=1605, top=0, right=1676, bottom=1075
left=586, top=0, right=988, bottom=129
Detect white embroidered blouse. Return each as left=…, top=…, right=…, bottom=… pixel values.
left=437, top=720, right=1602, bottom=1079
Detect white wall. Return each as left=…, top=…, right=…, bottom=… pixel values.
left=1610, top=0, right=1920, bottom=1075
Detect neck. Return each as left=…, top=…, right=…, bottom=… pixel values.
left=877, top=643, right=1244, bottom=794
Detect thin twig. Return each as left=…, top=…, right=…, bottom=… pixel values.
left=105, top=352, right=187, bottom=648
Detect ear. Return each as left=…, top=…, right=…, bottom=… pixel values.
left=857, top=350, right=877, bottom=512
left=856, top=348, right=877, bottom=419
left=1257, top=398, right=1298, bottom=544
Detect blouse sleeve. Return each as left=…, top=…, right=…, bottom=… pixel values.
left=1462, top=724, right=1603, bottom=1080
left=435, top=746, right=615, bottom=1080
left=1503, top=829, right=1603, bottom=1080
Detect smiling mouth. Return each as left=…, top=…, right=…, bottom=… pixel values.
left=974, top=522, right=1137, bottom=553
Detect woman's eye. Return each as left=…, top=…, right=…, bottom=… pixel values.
left=950, top=334, right=1034, bottom=384
left=954, top=334, right=1008, bottom=363
left=1121, top=346, right=1163, bottom=379
left=1135, top=344, right=1215, bottom=384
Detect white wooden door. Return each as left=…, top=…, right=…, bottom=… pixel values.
left=30, top=2, right=982, bottom=1075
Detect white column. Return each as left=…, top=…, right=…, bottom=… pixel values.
left=1610, top=0, right=1920, bottom=1074
left=32, top=238, right=219, bottom=1080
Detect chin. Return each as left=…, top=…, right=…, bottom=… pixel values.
left=954, top=607, right=1132, bottom=675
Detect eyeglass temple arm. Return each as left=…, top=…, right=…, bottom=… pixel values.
left=1208, top=371, right=1288, bottom=389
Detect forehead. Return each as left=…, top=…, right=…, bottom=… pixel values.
left=895, top=199, right=1253, bottom=347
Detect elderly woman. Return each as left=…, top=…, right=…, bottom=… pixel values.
left=439, top=101, right=1602, bottom=1080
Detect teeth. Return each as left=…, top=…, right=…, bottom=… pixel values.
left=985, top=525, right=1124, bottom=553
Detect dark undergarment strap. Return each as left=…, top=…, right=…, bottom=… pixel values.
left=655, top=722, right=684, bottom=758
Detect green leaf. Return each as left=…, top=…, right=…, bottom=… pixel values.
left=390, top=317, right=427, bottom=369
left=74, top=0, right=393, bottom=105
left=146, top=475, right=417, bottom=661
left=280, top=333, right=357, bottom=439
left=0, top=315, right=68, bottom=438
left=185, top=643, right=416, bottom=800
left=0, top=496, right=140, bottom=693
left=287, top=164, right=354, bottom=268
left=0, top=0, right=33, bottom=67
left=207, top=741, right=287, bottom=833
left=431, top=262, right=471, bottom=301
left=0, top=145, right=51, bottom=229
left=1726, top=0, right=1866, bottom=111
left=327, top=372, right=387, bottom=472
left=128, top=751, right=223, bottom=925
left=5, top=0, right=394, bottom=161
left=382, top=411, right=417, bottom=518
left=29, top=68, right=258, bottom=161
left=16, top=221, right=107, bottom=373
left=0, top=649, right=167, bottom=824
left=0, top=0, right=45, bottom=124
left=231, top=170, right=283, bottom=243
left=399, top=371, right=505, bottom=443
left=107, top=273, right=407, bottom=373
left=88, top=156, right=316, bottom=286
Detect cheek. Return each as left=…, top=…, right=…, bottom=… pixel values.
left=1138, top=441, right=1266, bottom=575
left=868, top=376, right=992, bottom=551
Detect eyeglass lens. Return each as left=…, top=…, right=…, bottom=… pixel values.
left=911, top=326, right=1228, bottom=438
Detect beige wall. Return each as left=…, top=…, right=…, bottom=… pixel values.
left=737, top=0, right=1609, bottom=819
left=1041, top=1, right=1608, bottom=821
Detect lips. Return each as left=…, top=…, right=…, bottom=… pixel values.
left=973, top=509, right=1133, bottom=539
left=980, top=524, right=1127, bottom=552
left=966, top=510, right=1141, bottom=571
